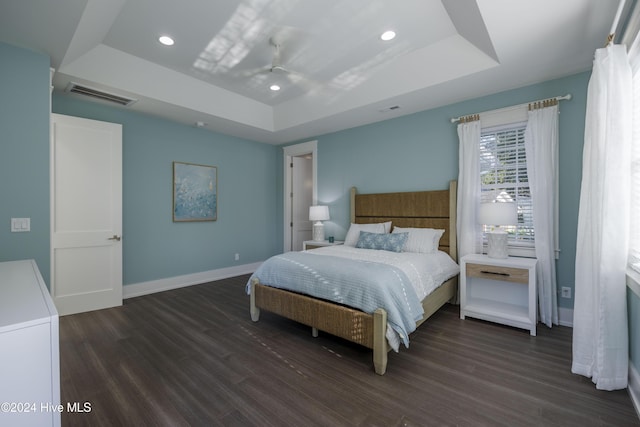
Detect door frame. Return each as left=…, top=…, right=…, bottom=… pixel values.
left=283, top=140, right=317, bottom=252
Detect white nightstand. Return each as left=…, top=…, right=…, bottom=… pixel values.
left=460, top=254, right=538, bottom=336
left=303, top=240, right=344, bottom=251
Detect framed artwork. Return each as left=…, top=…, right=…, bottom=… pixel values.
left=173, top=161, right=217, bottom=222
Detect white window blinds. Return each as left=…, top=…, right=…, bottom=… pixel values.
left=480, top=124, right=534, bottom=245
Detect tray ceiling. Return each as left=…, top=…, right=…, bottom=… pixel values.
left=0, top=0, right=621, bottom=143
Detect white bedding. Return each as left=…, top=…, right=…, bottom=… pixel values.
left=304, top=245, right=460, bottom=350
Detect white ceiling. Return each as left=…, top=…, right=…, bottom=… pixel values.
left=0, top=0, right=621, bottom=144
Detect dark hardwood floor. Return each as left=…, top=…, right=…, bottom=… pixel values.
left=59, top=274, right=639, bottom=426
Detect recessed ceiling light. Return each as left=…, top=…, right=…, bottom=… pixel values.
left=380, top=30, right=396, bottom=41
left=159, top=35, right=175, bottom=46
left=270, top=84, right=281, bottom=91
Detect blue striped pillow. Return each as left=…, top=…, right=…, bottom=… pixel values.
left=355, top=231, right=408, bottom=252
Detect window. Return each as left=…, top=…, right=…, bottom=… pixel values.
left=479, top=123, right=534, bottom=247
left=630, top=60, right=640, bottom=273
left=623, top=0, right=640, bottom=279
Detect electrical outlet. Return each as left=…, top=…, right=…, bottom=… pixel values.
left=234, top=253, right=240, bottom=261
left=561, top=286, right=571, bottom=299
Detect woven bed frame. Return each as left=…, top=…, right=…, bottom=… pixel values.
left=250, top=180, right=458, bottom=375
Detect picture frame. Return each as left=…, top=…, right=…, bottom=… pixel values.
left=173, top=161, right=217, bottom=222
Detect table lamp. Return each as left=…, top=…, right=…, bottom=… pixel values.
left=309, top=205, right=330, bottom=242
left=479, top=202, right=517, bottom=258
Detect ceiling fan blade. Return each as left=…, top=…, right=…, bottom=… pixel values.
left=235, top=65, right=270, bottom=78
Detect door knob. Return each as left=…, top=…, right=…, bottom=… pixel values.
left=108, top=235, right=121, bottom=241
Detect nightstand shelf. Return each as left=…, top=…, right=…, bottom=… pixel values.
left=460, top=254, right=537, bottom=336
left=464, top=298, right=530, bottom=328
left=303, top=240, right=344, bottom=251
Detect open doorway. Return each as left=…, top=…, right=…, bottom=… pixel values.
left=283, top=140, right=317, bottom=252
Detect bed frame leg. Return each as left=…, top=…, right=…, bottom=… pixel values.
left=373, top=308, right=388, bottom=375
left=312, top=327, right=318, bottom=337
left=250, top=279, right=260, bottom=322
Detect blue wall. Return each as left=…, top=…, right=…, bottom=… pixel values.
left=0, top=43, right=51, bottom=284
left=52, top=96, right=281, bottom=285
left=308, top=72, right=590, bottom=310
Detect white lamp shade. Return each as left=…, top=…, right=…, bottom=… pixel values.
left=309, top=205, right=330, bottom=222
left=478, top=202, right=517, bottom=226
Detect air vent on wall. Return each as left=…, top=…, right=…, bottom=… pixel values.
left=65, top=82, right=137, bottom=106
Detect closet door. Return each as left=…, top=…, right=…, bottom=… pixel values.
left=51, top=114, right=122, bottom=315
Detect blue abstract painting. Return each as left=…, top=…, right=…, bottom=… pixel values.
left=173, top=162, right=217, bottom=222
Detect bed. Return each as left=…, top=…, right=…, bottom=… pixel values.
left=248, top=180, right=459, bottom=375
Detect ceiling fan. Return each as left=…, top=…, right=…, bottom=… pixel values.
left=269, top=41, right=289, bottom=75
left=238, top=37, right=318, bottom=92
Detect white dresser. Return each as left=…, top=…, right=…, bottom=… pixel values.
left=0, top=260, right=61, bottom=427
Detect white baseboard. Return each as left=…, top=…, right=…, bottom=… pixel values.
left=558, top=307, right=573, bottom=327
left=123, top=262, right=262, bottom=299
left=124, top=265, right=578, bottom=326
left=629, top=362, right=640, bottom=419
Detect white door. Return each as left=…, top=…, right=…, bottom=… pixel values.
left=291, top=156, right=313, bottom=251
left=50, top=114, right=122, bottom=316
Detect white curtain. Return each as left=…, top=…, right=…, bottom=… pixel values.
left=572, top=45, right=632, bottom=391
left=524, top=105, right=559, bottom=328
left=457, top=120, right=482, bottom=259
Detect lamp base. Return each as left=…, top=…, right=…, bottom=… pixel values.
left=312, top=222, right=325, bottom=242
left=486, top=231, right=509, bottom=259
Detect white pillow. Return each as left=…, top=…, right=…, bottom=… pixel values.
left=344, top=222, right=391, bottom=246
left=392, top=227, right=445, bottom=253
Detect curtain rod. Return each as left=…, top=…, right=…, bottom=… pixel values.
left=449, top=93, right=572, bottom=124
left=607, top=0, right=627, bottom=46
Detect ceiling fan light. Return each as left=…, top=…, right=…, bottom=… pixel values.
left=380, top=30, right=396, bottom=41
left=270, top=84, right=281, bottom=91
left=159, top=35, right=175, bottom=46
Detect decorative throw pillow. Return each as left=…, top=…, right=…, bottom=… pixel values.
left=355, top=231, right=408, bottom=252
left=392, top=227, right=445, bottom=253
left=344, top=222, right=391, bottom=246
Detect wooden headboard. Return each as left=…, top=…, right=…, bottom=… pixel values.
left=349, top=180, right=457, bottom=261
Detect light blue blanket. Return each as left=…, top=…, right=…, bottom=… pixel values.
left=247, top=251, right=424, bottom=348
